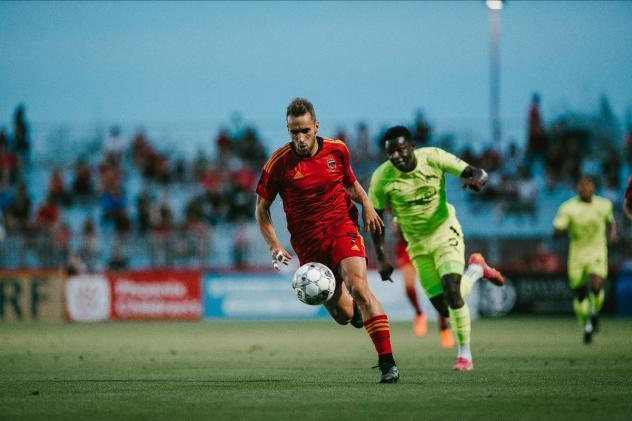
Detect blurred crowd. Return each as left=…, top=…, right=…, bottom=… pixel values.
left=1, top=93, right=631, bottom=271
left=0, top=107, right=265, bottom=271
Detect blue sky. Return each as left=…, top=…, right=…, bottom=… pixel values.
left=1, top=1, right=631, bottom=151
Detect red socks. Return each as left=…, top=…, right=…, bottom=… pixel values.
left=364, top=315, right=393, bottom=356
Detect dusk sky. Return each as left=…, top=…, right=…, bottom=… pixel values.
left=1, top=1, right=631, bottom=152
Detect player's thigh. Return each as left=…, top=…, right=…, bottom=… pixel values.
left=432, top=218, right=465, bottom=278
left=329, top=225, right=366, bottom=271
left=568, top=260, right=588, bottom=290
left=411, top=254, right=443, bottom=299
left=587, top=257, right=608, bottom=280
left=338, top=256, right=370, bottom=294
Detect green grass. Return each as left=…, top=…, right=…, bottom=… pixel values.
left=1, top=317, right=632, bottom=420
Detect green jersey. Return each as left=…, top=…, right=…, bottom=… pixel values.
left=553, top=195, right=613, bottom=261
left=368, top=147, right=468, bottom=238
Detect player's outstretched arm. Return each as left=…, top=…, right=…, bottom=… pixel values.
left=347, top=180, right=384, bottom=234
left=460, top=165, right=488, bottom=192
left=255, top=195, right=292, bottom=270
left=370, top=209, right=394, bottom=283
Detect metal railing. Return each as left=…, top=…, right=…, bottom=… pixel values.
left=2, top=225, right=631, bottom=272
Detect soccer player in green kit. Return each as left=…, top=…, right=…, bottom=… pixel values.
left=369, top=126, right=505, bottom=371
left=553, top=175, right=617, bottom=344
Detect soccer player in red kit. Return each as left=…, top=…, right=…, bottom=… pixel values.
left=255, top=98, right=399, bottom=383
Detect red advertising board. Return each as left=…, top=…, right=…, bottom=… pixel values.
left=108, top=270, right=202, bottom=320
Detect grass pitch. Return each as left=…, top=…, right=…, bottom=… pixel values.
left=1, top=317, right=631, bottom=420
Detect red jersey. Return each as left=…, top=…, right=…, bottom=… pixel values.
left=256, top=137, right=359, bottom=250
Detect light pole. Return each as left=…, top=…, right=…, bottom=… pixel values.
left=486, top=0, right=503, bottom=149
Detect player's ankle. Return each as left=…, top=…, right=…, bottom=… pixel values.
left=378, top=353, right=396, bottom=369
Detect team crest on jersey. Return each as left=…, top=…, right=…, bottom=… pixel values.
left=327, top=158, right=336, bottom=171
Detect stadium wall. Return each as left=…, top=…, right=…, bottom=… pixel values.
left=0, top=271, right=64, bottom=321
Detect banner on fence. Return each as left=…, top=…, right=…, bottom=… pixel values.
left=0, top=271, right=63, bottom=321
left=202, top=271, right=478, bottom=320
left=203, top=272, right=328, bottom=319
left=109, top=270, right=202, bottom=320
left=478, top=273, right=579, bottom=316
left=66, top=274, right=111, bottom=322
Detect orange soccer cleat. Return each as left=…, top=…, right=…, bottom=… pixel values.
left=439, top=328, right=455, bottom=348
left=413, top=314, right=428, bottom=337
left=468, top=253, right=505, bottom=286
left=453, top=357, right=474, bottom=372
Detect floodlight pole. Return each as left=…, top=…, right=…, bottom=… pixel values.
left=487, top=1, right=503, bottom=149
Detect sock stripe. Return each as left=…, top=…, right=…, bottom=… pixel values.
left=364, top=314, right=392, bottom=356
left=366, top=322, right=389, bottom=332
left=366, top=326, right=389, bottom=334
left=364, top=314, right=387, bottom=325
left=367, top=327, right=390, bottom=335
left=365, top=320, right=389, bottom=328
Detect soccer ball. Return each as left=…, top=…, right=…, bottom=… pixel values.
left=291, top=262, right=336, bottom=305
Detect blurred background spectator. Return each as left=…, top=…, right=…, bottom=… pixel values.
left=1, top=92, right=631, bottom=272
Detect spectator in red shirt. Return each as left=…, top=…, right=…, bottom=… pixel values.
left=36, top=194, right=60, bottom=230
left=47, top=166, right=70, bottom=206
left=0, top=143, right=19, bottom=185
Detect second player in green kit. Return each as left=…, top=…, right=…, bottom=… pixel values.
left=553, top=175, right=617, bottom=344
left=368, top=126, right=505, bottom=371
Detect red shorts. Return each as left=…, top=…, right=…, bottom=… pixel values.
left=292, top=221, right=366, bottom=271
left=395, top=236, right=412, bottom=268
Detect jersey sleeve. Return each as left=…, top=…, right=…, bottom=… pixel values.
left=427, top=148, right=469, bottom=177
left=553, top=203, right=570, bottom=230
left=338, top=142, right=357, bottom=186
left=368, top=167, right=387, bottom=211
left=256, top=157, right=283, bottom=201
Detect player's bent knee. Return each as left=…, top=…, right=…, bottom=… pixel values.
left=430, top=295, right=450, bottom=318
left=349, top=286, right=374, bottom=307
left=441, top=274, right=464, bottom=309
left=589, top=275, right=604, bottom=292
left=327, top=307, right=351, bottom=325
left=573, top=286, right=588, bottom=301
left=444, top=288, right=464, bottom=308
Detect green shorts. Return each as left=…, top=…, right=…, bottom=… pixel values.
left=407, top=216, right=465, bottom=298
left=568, top=255, right=608, bottom=289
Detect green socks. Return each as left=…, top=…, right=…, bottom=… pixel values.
left=574, top=290, right=604, bottom=326
left=573, top=298, right=589, bottom=326
left=448, top=304, right=471, bottom=345
left=589, top=290, right=605, bottom=314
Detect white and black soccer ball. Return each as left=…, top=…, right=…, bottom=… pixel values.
left=291, top=262, right=336, bottom=305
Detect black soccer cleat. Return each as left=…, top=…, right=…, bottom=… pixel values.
left=379, top=364, right=400, bottom=384
left=350, top=302, right=364, bottom=328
